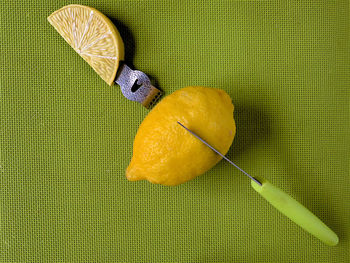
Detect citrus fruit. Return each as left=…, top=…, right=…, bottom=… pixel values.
left=126, top=86, right=236, bottom=186
left=48, top=4, right=124, bottom=85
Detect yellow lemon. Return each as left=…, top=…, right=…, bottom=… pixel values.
left=48, top=5, right=124, bottom=85
left=126, top=86, right=236, bottom=186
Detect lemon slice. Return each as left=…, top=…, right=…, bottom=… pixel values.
left=48, top=4, right=125, bottom=85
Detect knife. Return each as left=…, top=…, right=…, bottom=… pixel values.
left=177, top=121, right=338, bottom=246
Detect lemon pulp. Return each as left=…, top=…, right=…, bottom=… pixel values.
left=48, top=4, right=124, bottom=85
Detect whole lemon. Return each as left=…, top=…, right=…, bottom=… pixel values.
left=126, top=86, right=236, bottom=186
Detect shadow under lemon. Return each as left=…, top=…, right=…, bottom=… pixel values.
left=110, top=17, right=161, bottom=95
left=227, top=102, right=272, bottom=160
left=110, top=18, right=136, bottom=66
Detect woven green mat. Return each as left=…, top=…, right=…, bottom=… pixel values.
left=1, top=0, right=349, bottom=262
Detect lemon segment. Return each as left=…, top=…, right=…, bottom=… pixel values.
left=126, top=86, right=236, bottom=186
left=48, top=4, right=124, bottom=85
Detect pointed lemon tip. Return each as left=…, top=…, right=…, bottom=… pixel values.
left=126, top=166, right=143, bottom=182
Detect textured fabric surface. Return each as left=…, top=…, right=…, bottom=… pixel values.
left=1, top=0, right=349, bottom=262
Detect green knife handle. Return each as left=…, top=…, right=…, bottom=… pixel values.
left=251, top=178, right=338, bottom=246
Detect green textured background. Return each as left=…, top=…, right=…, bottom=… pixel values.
left=1, top=0, right=349, bottom=262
